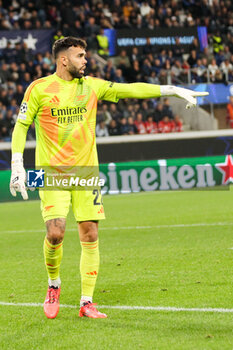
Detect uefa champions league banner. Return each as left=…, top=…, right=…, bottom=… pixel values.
left=0, top=30, right=54, bottom=53
left=105, top=27, right=207, bottom=56
left=0, top=155, right=232, bottom=201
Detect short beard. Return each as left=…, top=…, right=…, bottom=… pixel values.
left=68, top=63, right=84, bottom=79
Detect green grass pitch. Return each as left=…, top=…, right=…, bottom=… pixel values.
left=1, top=189, right=233, bottom=349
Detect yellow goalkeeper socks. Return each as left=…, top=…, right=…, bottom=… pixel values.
left=80, top=240, right=99, bottom=301
left=43, top=238, right=99, bottom=301
left=43, top=237, right=63, bottom=283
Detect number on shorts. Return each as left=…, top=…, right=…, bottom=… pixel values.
left=93, top=189, right=102, bottom=205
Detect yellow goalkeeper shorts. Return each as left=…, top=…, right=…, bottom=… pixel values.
left=39, top=189, right=105, bottom=223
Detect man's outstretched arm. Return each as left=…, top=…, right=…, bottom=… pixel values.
left=111, top=83, right=209, bottom=109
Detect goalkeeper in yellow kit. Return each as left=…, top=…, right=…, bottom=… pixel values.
left=10, top=37, right=208, bottom=319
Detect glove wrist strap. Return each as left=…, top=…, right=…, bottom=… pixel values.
left=160, top=85, right=176, bottom=96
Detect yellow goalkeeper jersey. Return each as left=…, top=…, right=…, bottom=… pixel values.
left=15, top=73, right=122, bottom=167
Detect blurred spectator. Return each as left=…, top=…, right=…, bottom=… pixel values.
left=108, top=119, right=119, bottom=136
left=140, top=100, right=152, bottom=120
left=171, top=116, right=183, bottom=132
left=140, top=2, right=152, bottom=17
left=123, top=1, right=133, bottom=18
left=88, top=58, right=100, bottom=76
left=158, top=69, right=168, bottom=85
left=145, top=116, right=158, bottom=134
left=158, top=116, right=172, bottom=133
left=115, top=49, right=131, bottom=77
left=188, top=50, right=198, bottom=68
left=60, top=2, right=76, bottom=29
left=68, top=20, right=84, bottom=38
left=181, top=60, right=190, bottom=83
left=158, top=49, right=167, bottom=65
left=175, top=116, right=183, bottom=132
left=53, top=30, right=64, bottom=43
left=119, top=117, right=130, bottom=135
left=220, top=59, right=233, bottom=81
left=152, top=58, right=162, bottom=75
left=96, top=28, right=109, bottom=58
left=190, top=38, right=199, bottom=52
left=154, top=103, right=164, bottom=123
left=114, top=69, right=125, bottom=83
left=13, top=85, right=24, bottom=105
left=215, top=50, right=225, bottom=66
left=109, top=104, right=122, bottom=120
left=96, top=121, right=109, bottom=137
left=2, top=41, right=13, bottom=63
left=18, top=63, right=27, bottom=82
left=129, top=60, right=142, bottom=82
left=223, top=46, right=232, bottom=61
left=104, top=60, right=116, bottom=81
left=171, top=60, right=182, bottom=83
left=127, top=116, right=137, bottom=135
left=130, top=47, right=140, bottom=64
left=200, top=47, right=214, bottom=65
left=0, top=63, right=12, bottom=83
left=172, top=37, right=185, bottom=61
left=21, top=72, right=31, bottom=89
left=192, top=59, right=206, bottom=83
left=8, top=98, right=18, bottom=115
left=208, top=58, right=218, bottom=81
left=0, top=89, right=9, bottom=106
left=215, top=69, right=224, bottom=83
left=85, top=17, right=99, bottom=50
left=100, top=104, right=112, bottom=125
left=143, top=38, right=156, bottom=56
left=134, top=113, right=146, bottom=134
left=10, top=62, right=19, bottom=82
left=212, top=31, right=224, bottom=55
left=120, top=16, right=132, bottom=29
left=142, top=58, right=152, bottom=78
left=42, top=51, right=55, bottom=71
left=147, top=71, right=159, bottom=84
left=162, top=99, right=174, bottom=120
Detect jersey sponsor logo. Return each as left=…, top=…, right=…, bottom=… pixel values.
left=51, top=106, right=87, bottom=117
left=20, top=102, right=28, bottom=113
left=57, top=115, right=84, bottom=124
left=51, top=106, right=87, bottom=124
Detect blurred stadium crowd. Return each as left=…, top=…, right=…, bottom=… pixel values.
left=0, top=0, right=233, bottom=140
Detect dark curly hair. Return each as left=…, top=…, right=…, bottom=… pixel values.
left=52, top=37, right=87, bottom=59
